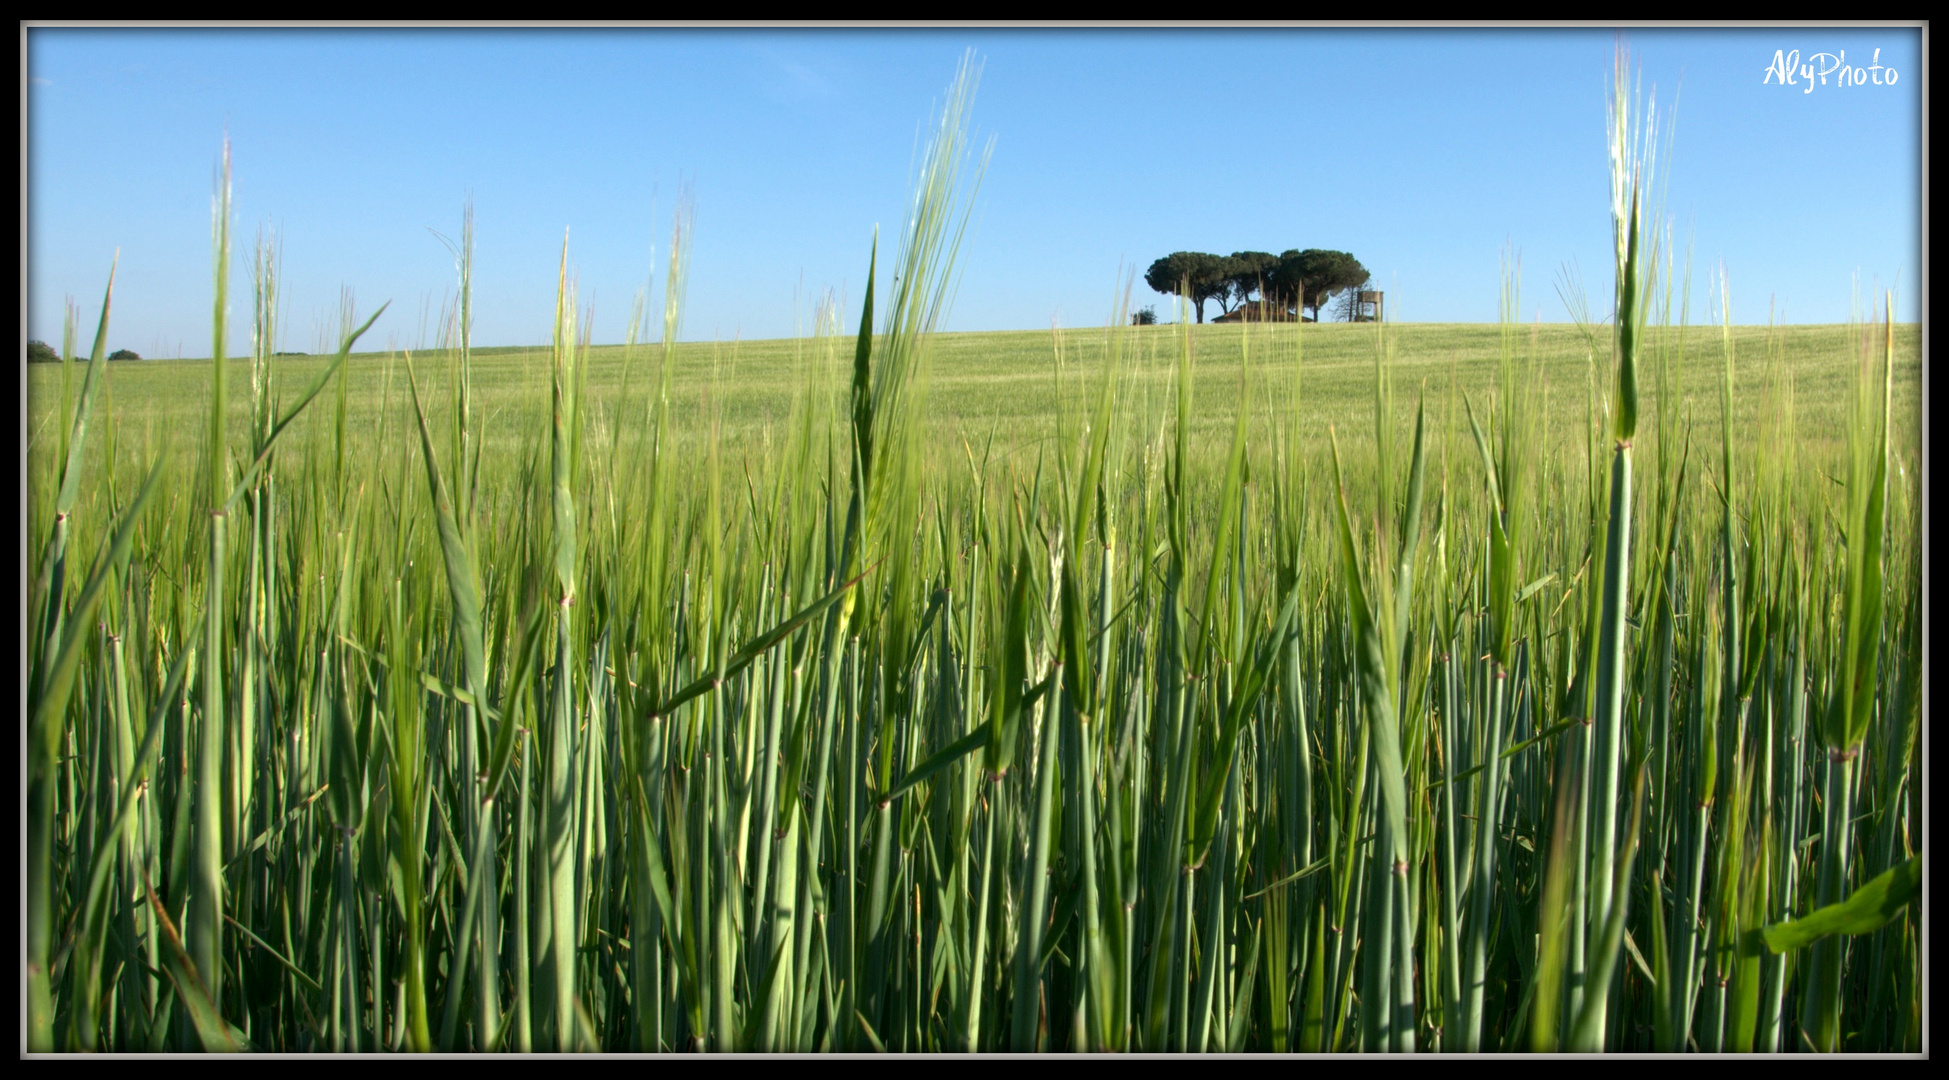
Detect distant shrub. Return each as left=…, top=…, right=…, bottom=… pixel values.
left=1132, top=306, right=1158, bottom=326
left=109, top=348, right=142, bottom=361
left=27, top=339, right=59, bottom=364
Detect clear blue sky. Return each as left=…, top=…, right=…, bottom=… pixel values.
left=26, top=26, right=1923, bottom=355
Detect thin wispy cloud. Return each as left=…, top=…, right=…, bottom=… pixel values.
left=750, top=44, right=844, bottom=103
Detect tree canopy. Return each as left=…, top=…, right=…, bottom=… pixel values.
left=1224, top=251, right=1281, bottom=309
left=1144, top=251, right=1232, bottom=323
left=1150, top=248, right=1369, bottom=322
left=1268, top=249, right=1370, bottom=321
left=1145, top=250, right=1298, bottom=323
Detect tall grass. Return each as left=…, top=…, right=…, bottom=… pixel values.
left=24, top=48, right=1921, bottom=1053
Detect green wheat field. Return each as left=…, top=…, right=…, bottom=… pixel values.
left=25, top=57, right=1921, bottom=1053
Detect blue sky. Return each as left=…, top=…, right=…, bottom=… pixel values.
left=26, top=26, right=1922, bottom=354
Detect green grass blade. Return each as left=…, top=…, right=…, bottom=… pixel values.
left=1764, top=855, right=1920, bottom=953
